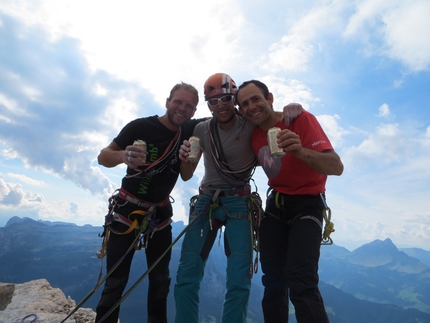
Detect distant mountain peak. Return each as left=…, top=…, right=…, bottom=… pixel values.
left=346, top=238, right=429, bottom=273
left=348, top=238, right=399, bottom=266
left=370, top=238, right=398, bottom=251
left=5, top=216, right=32, bottom=227
left=4, top=216, right=77, bottom=228
left=358, top=238, right=398, bottom=253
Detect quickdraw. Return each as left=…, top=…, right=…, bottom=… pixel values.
left=320, top=192, right=335, bottom=245
left=248, top=192, right=263, bottom=278
left=274, top=190, right=336, bottom=246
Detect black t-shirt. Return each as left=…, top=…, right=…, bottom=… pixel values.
left=113, top=116, right=203, bottom=212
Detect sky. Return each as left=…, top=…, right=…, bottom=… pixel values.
left=0, top=0, right=429, bottom=251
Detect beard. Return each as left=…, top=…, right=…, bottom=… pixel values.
left=213, top=106, right=237, bottom=124
left=167, top=109, right=189, bottom=128
left=216, top=111, right=236, bottom=124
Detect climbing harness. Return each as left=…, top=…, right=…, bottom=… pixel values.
left=196, top=182, right=263, bottom=278
left=98, top=188, right=172, bottom=255
left=198, top=185, right=250, bottom=229
left=61, top=189, right=170, bottom=323
left=96, top=187, right=173, bottom=282
left=95, top=197, right=215, bottom=323
left=119, top=187, right=170, bottom=209
left=273, top=190, right=335, bottom=245
left=60, top=212, right=147, bottom=323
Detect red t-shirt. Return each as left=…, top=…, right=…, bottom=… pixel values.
left=252, top=111, right=333, bottom=195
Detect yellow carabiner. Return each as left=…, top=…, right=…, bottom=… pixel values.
left=321, top=207, right=334, bottom=245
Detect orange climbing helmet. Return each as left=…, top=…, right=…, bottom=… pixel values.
left=203, top=73, right=237, bottom=101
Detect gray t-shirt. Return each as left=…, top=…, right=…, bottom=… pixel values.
left=193, top=116, right=256, bottom=187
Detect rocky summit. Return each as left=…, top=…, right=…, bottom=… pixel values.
left=0, top=279, right=95, bottom=323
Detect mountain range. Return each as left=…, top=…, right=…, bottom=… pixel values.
left=0, top=216, right=429, bottom=323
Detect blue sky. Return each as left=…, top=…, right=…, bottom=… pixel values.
left=0, top=0, right=429, bottom=251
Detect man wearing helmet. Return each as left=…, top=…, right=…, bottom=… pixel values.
left=174, top=73, right=302, bottom=323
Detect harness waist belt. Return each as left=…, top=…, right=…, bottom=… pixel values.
left=112, top=212, right=172, bottom=231
left=119, top=188, right=170, bottom=209
left=199, top=184, right=251, bottom=197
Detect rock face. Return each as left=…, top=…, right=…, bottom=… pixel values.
left=0, top=279, right=95, bottom=323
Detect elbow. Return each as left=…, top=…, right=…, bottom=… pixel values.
left=97, top=153, right=108, bottom=167
left=97, top=155, right=103, bottom=166
left=97, top=152, right=113, bottom=168
left=325, top=161, right=343, bottom=176
left=334, top=162, right=344, bottom=176
left=330, top=152, right=344, bottom=176
left=181, top=174, right=192, bottom=182
left=97, top=148, right=107, bottom=166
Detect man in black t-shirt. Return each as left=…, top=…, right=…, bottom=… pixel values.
left=95, top=82, right=202, bottom=323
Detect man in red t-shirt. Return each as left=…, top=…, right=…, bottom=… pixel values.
left=236, top=80, right=343, bottom=323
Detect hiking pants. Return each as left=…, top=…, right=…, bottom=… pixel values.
left=95, top=221, right=172, bottom=323
left=260, top=193, right=329, bottom=323
left=174, top=194, right=252, bottom=323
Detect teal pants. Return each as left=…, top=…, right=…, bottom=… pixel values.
left=174, top=194, right=252, bottom=323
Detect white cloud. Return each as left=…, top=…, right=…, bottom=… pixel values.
left=383, top=0, right=430, bottom=71
left=5, top=173, right=46, bottom=186
left=378, top=103, right=391, bottom=117
left=262, top=35, right=313, bottom=73
left=343, top=122, right=407, bottom=165
left=0, top=0, right=429, bottom=252
left=316, top=114, right=348, bottom=148
left=260, top=76, right=317, bottom=111
left=1, top=0, right=244, bottom=108
left=260, top=1, right=348, bottom=73
left=0, top=176, right=46, bottom=208
left=344, top=0, right=430, bottom=71
left=0, top=92, right=31, bottom=122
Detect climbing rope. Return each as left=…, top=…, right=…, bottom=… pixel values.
left=60, top=222, right=146, bottom=323
left=21, top=314, right=37, bottom=323
left=95, top=197, right=214, bottom=323
left=61, top=198, right=155, bottom=323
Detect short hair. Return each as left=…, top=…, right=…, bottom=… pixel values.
left=235, top=80, right=270, bottom=108
left=168, top=82, right=199, bottom=103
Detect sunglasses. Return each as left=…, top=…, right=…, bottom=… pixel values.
left=207, top=94, right=235, bottom=107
